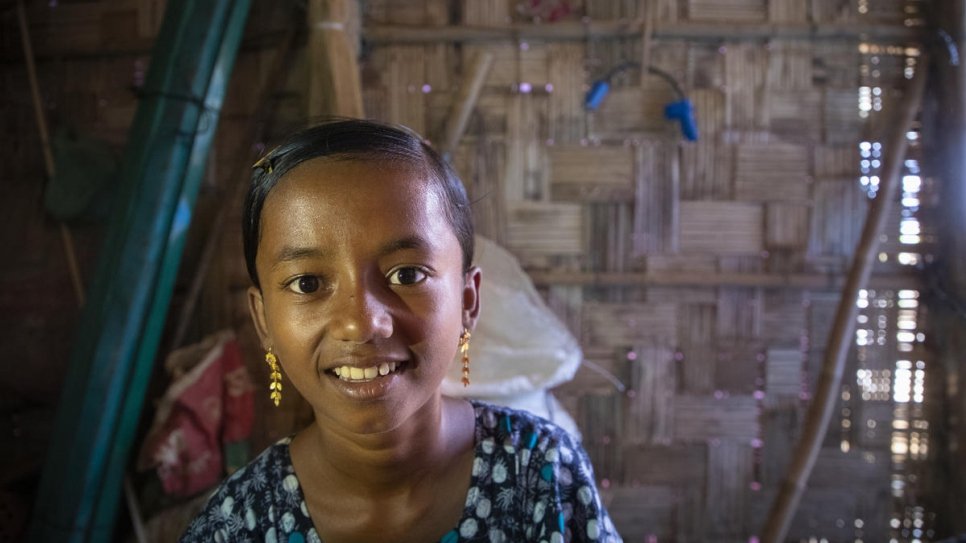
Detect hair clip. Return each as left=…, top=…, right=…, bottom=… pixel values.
left=252, top=154, right=274, bottom=174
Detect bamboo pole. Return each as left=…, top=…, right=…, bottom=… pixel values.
left=307, top=0, right=364, bottom=119
left=441, top=51, right=493, bottom=158
left=760, top=57, right=928, bottom=543
left=364, top=21, right=919, bottom=45
left=171, top=23, right=299, bottom=349
left=527, top=270, right=921, bottom=291
left=16, top=0, right=85, bottom=307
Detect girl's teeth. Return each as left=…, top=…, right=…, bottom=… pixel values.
left=333, top=362, right=399, bottom=381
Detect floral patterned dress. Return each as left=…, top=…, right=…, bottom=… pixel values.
left=180, top=401, right=622, bottom=542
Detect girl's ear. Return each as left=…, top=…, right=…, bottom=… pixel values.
left=248, top=286, right=271, bottom=348
left=462, top=266, right=482, bottom=331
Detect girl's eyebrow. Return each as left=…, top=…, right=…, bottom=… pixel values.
left=377, top=236, right=432, bottom=258
left=270, top=246, right=328, bottom=269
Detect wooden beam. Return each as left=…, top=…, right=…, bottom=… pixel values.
left=364, top=21, right=921, bottom=45
left=442, top=51, right=493, bottom=158
left=307, top=0, right=364, bottom=119
left=526, top=270, right=922, bottom=291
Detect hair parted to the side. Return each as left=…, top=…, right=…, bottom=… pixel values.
left=242, top=118, right=475, bottom=288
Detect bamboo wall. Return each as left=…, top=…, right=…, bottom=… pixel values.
left=356, top=1, right=933, bottom=541
left=0, top=0, right=947, bottom=542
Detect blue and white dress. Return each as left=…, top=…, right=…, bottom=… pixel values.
left=180, top=401, right=622, bottom=542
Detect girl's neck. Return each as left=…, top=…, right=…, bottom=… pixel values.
left=293, top=396, right=475, bottom=492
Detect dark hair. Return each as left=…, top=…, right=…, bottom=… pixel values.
left=243, top=118, right=475, bottom=288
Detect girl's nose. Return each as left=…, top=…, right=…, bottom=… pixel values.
left=327, top=279, right=393, bottom=343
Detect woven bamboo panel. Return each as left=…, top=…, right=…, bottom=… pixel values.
left=808, top=178, right=867, bottom=267
left=604, top=485, right=681, bottom=542
left=825, top=87, right=863, bottom=144
left=591, top=86, right=671, bottom=137
left=657, top=0, right=683, bottom=22
left=465, top=43, right=548, bottom=89
left=815, top=145, right=860, bottom=178
left=680, top=140, right=733, bottom=200
left=504, top=201, right=583, bottom=257
left=622, top=444, right=706, bottom=486
left=765, top=347, right=803, bottom=404
left=646, top=256, right=718, bottom=304
left=768, top=90, right=822, bottom=141
left=585, top=203, right=634, bottom=272
left=713, top=340, right=764, bottom=394
left=581, top=302, right=678, bottom=349
left=735, top=142, right=811, bottom=202
left=679, top=201, right=764, bottom=255
left=766, top=42, right=813, bottom=91
left=715, top=286, right=763, bottom=342
left=688, top=44, right=725, bottom=91
left=459, top=138, right=508, bottom=244
left=461, top=0, right=510, bottom=25
left=810, top=447, right=891, bottom=488
left=505, top=94, right=546, bottom=201
left=545, top=42, right=584, bottom=144
left=760, top=403, right=800, bottom=486
left=625, top=345, right=676, bottom=444
left=761, top=289, right=807, bottom=343
left=724, top=43, right=769, bottom=131
left=680, top=342, right=715, bottom=393
left=810, top=0, right=856, bottom=22
left=687, top=0, right=767, bottom=22
left=814, top=43, right=861, bottom=87
left=706, top=440, right=753, bottom=537
left=382, top=45, right=428, bottom=134
left=632, top=140, right=679, bottom=255
left=549, top=145, right=634, bottom=202
left=768, top=0, right=807, bottom=22
left=578, top=392, right=623, bottom=481
left=766, top=202, right=810, bottom=249
left=689, top=87, right=726, bottom=136
left=673, top=395, right=760, bottom=441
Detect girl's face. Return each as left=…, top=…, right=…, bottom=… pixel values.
left=248, top=157, right=480, bottom=435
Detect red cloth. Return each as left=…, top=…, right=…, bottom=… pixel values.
left=137, top=331, right=254, bottom=497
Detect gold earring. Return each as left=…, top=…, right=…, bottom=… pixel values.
left=458, top=328, right=471, bottom=387
left=265, top=349, right=282, bottom=406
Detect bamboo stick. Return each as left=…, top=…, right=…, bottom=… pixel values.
left=308, top=0, right=364, bottom=119
left=364, top=21, right=919, bottom=45
left=760, top=56, right=928, bottom=543
left=17, top=0, right=86, bottom=307
left=527, top=270, right=921, bottom=291
left=441, top=51, right=493, bottom=159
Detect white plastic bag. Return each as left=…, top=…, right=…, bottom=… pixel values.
left=441, top=236, right=583, bottom=437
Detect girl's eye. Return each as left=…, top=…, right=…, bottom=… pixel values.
left=287, top=275, right=321, bottom=294
left=388, top=267, right=427, bottom=286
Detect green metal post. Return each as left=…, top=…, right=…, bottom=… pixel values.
left=28, top=0, right=251, bottom=540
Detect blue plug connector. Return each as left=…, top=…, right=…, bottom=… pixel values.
left=664, top=99, right=699, bottom=141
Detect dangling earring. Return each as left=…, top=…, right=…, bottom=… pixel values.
left=458, top=328, right=471, bottom=387
left=265, top=349, right=282, bottom=406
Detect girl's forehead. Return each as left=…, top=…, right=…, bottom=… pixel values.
left=260, top=157, right=446, bottom=231
left=273, top=156, right=433, bottom=196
